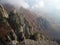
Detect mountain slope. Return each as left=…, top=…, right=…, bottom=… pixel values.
left=0, top=4, right=59, bottom=45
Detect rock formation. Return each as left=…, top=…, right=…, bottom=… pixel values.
left=0, top=4, right=59, bottom=45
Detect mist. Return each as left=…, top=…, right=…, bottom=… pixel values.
left=0, top=0, right=60, bottom=40
left=0, top=0, right=29, bottom=8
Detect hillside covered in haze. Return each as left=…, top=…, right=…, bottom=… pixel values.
left=0, top=2, right=59, bottom=45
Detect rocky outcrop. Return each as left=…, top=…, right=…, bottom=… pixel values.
left=0, top=4, right=59, bottom=45
left=20, top=39, right=59, bottom=45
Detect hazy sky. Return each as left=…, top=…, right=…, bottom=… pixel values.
left=0, top=0, right=60, bottom=9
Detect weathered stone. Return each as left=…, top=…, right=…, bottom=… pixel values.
left=0, top=4, right=11, bottom=38
left=8, top=10, right=26, bottom=42
left=0, top=4, right=8, bottom=19
left=0, top=5, right=18, bottom=45
left=19, top=13, right=25, bottom=26
left=0, top=4, right=59, bottom=45
left=8, top=40, right=19, bottom=45
left=23, top=20, right=31, bottom=39
left=20, top=39, right=59, bottom=45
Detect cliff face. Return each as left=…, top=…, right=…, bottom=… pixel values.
left=0, top=4, right=59, bottom=45
left=37, top=17, right=55, bottom=39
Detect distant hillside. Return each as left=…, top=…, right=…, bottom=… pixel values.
left=37, top=16, right=60, bottom=44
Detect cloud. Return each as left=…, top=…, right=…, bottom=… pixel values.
left=31, top=0, right=45, bottom=9
left=1, top=0, right=60, bottom=10
left=30, top=0, right=60, bottom=10
left=0, top=0, right=29, bottom=8
left=25, top=0, right=39, bottom=7
left=44, top=0, right=60, bottom=10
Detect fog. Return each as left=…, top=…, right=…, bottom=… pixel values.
left=0, top=0, right=60, bottom=40
left=0, top=0, right=29, bottom=8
